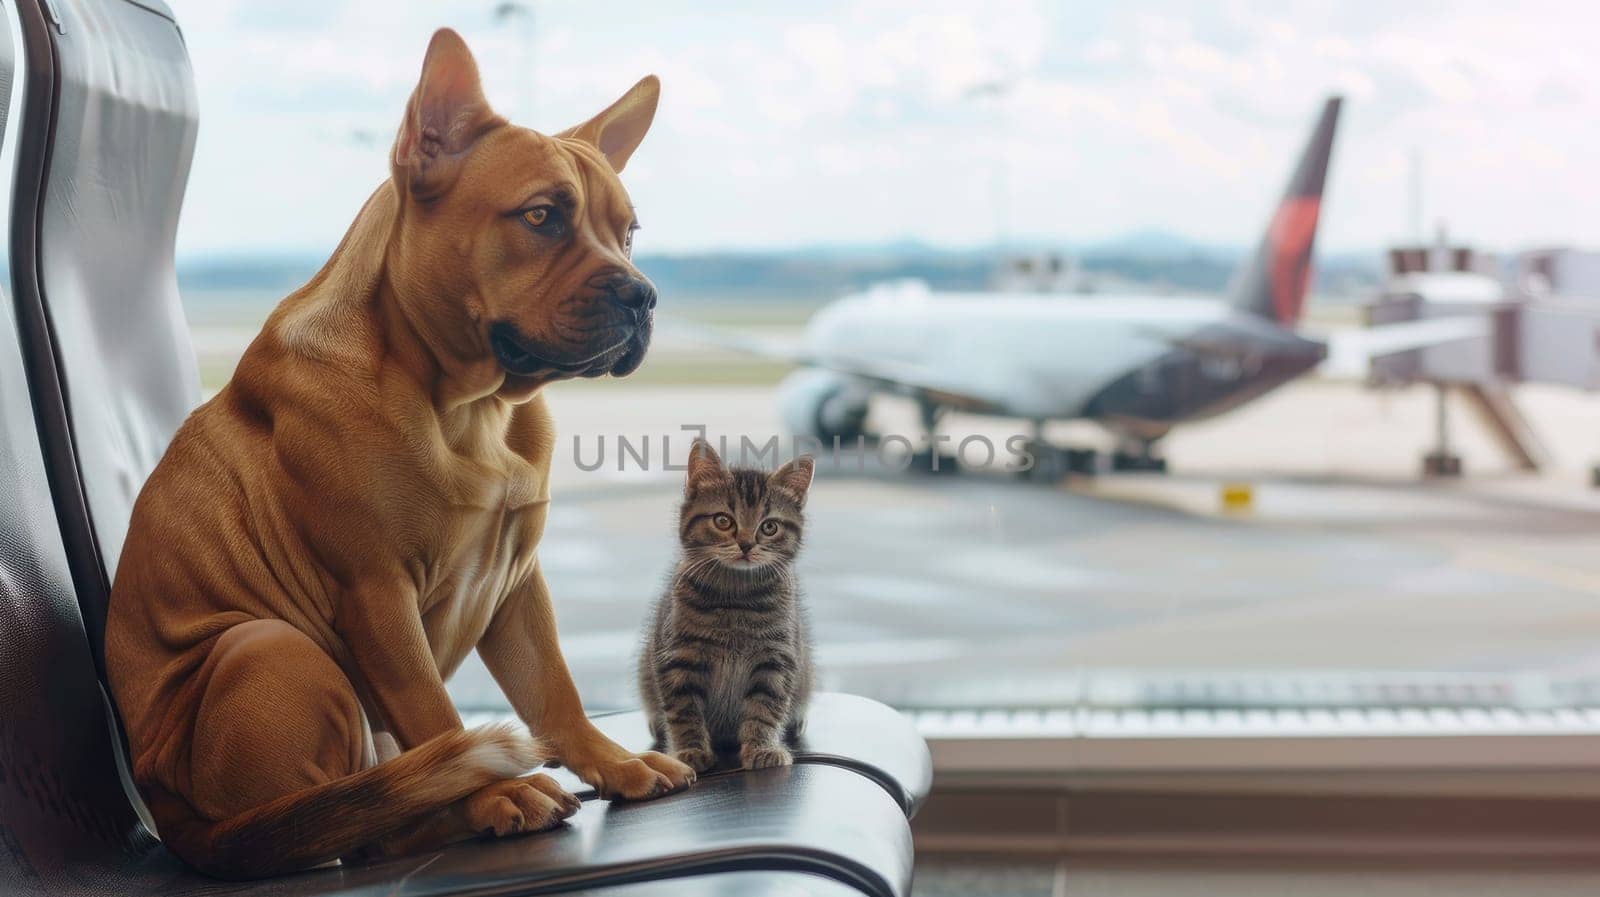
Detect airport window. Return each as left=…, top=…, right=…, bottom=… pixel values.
left=163, top=1, right=1600, bottom=793
left=8, top=3, right=1595, bottom=893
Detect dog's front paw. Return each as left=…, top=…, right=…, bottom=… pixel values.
left=673, top=745, right=718, bottom=774
left=463, top=774, right=581, bottom=838
left=741, top=742, right=793, bottom=770
left=573, top=749, right=695, bottom=801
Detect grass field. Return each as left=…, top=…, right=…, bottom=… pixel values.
left=197, top=349, right=797, bottom=393
left=577, top=356, right=796, bottom=389
left=183, top=287, right=824, bottom=392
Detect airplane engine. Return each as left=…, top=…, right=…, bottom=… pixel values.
left=778, top=369, right=871, bottom=442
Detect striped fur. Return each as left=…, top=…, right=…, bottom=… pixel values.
left=638, top=440, right=815, bottom=770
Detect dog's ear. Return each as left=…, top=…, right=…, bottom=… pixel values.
left=685, top=438, right=725, bottom=496
left=393, top=29, right=504, bottom=201
left=557, top=76, right=660, bottom=173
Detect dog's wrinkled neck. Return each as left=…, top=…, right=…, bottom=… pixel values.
left=277, top=181, right=538, bottom=420
left=371, top=186, right=526, bottom=413
left=372, top=267, right=488, bottom=409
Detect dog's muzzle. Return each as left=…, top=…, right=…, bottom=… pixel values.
left=593, top=271, right=655, bottom=377
left=490, top=273, right=656, bottom=378
left=590, top=270, right=657, bottom=316
left=490, top=323, right=584, bottom=376
left=608, top=315, right=653, bottom=377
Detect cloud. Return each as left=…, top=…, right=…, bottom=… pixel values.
left=167, top=0, right=1600, bottom=257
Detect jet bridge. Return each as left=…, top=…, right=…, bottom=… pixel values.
left=1365, top=245, right=1600, bottom=481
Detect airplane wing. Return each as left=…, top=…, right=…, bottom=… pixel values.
left=1135, top=323, right=1317, bottom=360
left=1326, top=316, right=1490, bottom=358
left=1320, top=316, right=1491, bottom=379
left=662, top=319, right=1013, bottom=413
left=1130, top=316, right=1490, bottom=365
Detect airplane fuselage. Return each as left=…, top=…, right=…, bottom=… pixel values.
left=803, top=289, right=1327, bottom=435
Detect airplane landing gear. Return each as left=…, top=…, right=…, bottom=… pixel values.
left=1016, top=437, right=1098, bottom=484
left=1019, top=442, right=1067, bottom=483
left=909, top=448, right=960, bottom=475
left=909, top=399, right=959, bottom=475
left=1111, top=441, right=1168, bottom=473
left=1015, top=419, right=1099, bottom=485
left=1065, top=447, right=1099, bottom=474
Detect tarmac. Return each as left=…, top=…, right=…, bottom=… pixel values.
left=444, top=378, right=1600, bottom=714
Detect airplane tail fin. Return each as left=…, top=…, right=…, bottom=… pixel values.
left=1228, top=96, right=1342, bottom=327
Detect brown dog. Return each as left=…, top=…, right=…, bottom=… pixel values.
left=104, top=29, right=693, bottom=879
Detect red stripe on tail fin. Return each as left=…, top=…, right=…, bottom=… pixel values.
left=1269, top=196, right=1321, bottom=325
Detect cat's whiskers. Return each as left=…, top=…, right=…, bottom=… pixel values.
left=676, top=553, right=721, bottom=585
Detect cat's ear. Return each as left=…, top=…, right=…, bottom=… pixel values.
left=686, top=438, right=726, bottom=496
left=771, top=455, right=815, bottom=506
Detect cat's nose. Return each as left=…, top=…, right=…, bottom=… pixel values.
left=737, top=540, right=754, bottom=554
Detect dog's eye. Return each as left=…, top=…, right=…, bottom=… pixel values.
left=712, top=514, right=733, bottom=531
left=760, top=519, right=780, bottom=537
left=517, top=205, right=568, bottom=239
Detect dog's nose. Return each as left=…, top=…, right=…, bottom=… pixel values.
left=590, top=270, right=657, bottom=312
left=614, top=277, right=657, bottom=312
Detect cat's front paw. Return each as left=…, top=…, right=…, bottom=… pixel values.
left=741, top=742, right=793, bottom=770
left=673, top=745, right=718, bottom=773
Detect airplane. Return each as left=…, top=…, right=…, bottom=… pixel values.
left=690, top=96, right=1484, bottom=480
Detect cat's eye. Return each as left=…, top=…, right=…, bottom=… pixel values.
left=712, top=513, right=733, bottom=531
left=760, top=520, right=780, bottom=536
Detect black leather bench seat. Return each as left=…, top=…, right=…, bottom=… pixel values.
left=333, top=764, right=909, bottom=897
left=546, top=872, right=871, bottom=897
left=38, top=765, right=910, bottom=897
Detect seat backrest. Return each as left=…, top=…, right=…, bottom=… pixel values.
left=0, top=4, right=155, bottom=889
left=9, top=0, right=199, bottom=669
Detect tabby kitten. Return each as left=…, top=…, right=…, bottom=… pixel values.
left=638, top=438, right=816, bottom=772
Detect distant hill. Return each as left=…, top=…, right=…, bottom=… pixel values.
left=1081, top=228, right=1229, bottom=260
left=177, top=236, right=1383, bottom=303
left=178, top=252, right=325, bottom=291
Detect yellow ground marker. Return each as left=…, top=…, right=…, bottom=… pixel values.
left=1220, top=481, right=1255, bottom=513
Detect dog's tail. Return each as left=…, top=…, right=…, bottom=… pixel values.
left=169, top=722, right=546, bottom=880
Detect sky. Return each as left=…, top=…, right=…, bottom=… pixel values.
left=167, top=0, right=1600, bottom=258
